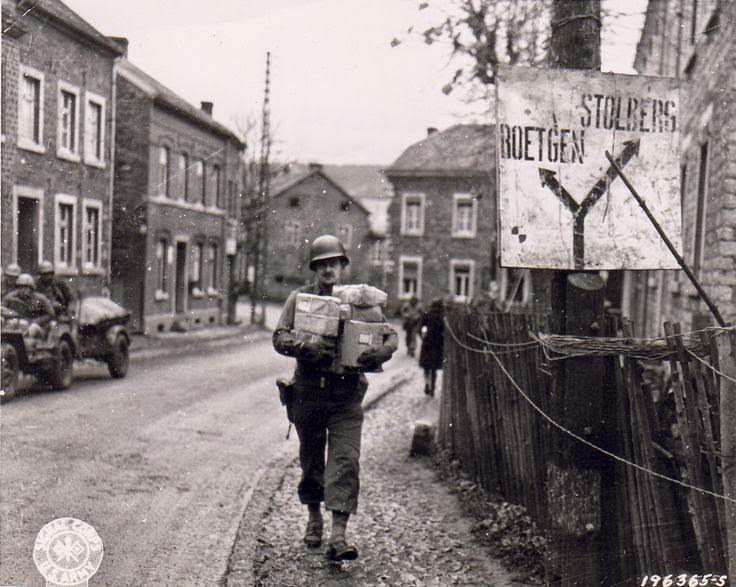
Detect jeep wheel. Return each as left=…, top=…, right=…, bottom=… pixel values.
left=47, top=340, right=74, bottom=390
left=107, top=334, right=129, bottom=379
left=1, top=343, right=19, bottom=399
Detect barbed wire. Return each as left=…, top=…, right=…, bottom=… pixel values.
left=442, top=318, right=736, bottom=504
left=686, top=347, right=736, bottom=386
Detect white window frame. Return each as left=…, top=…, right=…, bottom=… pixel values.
left=369, top=240, right=383, bottom=265
left=83, top=91, right=106, bottom=167
left=452, top=193, right=478, bottom=238
left=54, top=193, right=78, bottom=274
left=81, top=198, right=103, bottom=273
left=12, top=185, right=45, bottom=267
left=499, top=267, right=532, bottom=306
left=57, top=80, right=81, bottom=162
left=197, top=160, right=206, bottom=206
left=449, top=259, right=475, bottom=301
left=212, top=164, right=222, bottom=209
left=18, top=65, right=45, bottom=154
left=337, top=224, right=353, bottom=249
left=285, top=221, right=301, bottom=246
left=178, top=152, right=189, bottom=200
left=155, top=237, right=170, bottom=298
left=398, top=255, right=422, bottom=300
left=157, top=145, right=172, bottom=198
left=693, top=140, right=709, bottom=277
left=207, top=242, right=219, bottom=293
left=400, top=192, right=425, bottom=236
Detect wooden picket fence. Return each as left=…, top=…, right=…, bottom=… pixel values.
left=440, top=305, right=729, bottom=578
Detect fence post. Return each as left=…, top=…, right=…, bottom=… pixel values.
left=715, top=330, right=736, bottom=576
left=545, top=1, right=610, bottom=584
left=546, top=273, right=608, bottom=584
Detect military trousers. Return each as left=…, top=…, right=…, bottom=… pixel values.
left=291, top=373, right=365, bottom=514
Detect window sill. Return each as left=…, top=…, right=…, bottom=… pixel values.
left=84, top=157, right=106, bottom=169
left=81, top=266, right=105, bottom=276
left=452, top=233, right=476, bottom=239
left=400, top=231, right=423, bottom=237
left=57, top=149, right=81, bottom=163
left=18, top=140, right=46, bottom=155
left=154, top=290, right=170, bottom=301
left=54, top=266, right=78, bottom=277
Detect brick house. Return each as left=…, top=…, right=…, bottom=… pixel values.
left=385, top=125, right=516, bottom=312
left=322, top=164, right=395, bottom=292
left=1, top=0, right=124, bottom=298
left=627, top=0, right=736, bottom=334
left=111, top=56, right=245, bottom=333
left=263, top=163, right=372, bottom=301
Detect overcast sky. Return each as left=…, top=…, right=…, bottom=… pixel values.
left=64, top=0, right=647, bottom=165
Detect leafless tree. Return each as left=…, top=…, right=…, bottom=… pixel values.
left=393, top=0, right=636, bottom=104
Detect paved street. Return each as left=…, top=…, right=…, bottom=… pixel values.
left=0, top=331, right=284, bottom=584
left=0, top=329, right=407, bottom=585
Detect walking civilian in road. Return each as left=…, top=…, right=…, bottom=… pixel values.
left=419, top=298, right=445, bottom=397
left=272, top=234, right=398, bottom=562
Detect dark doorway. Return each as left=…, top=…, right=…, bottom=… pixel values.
left=226, top=254, right=236, bottom=324
left=175, top=241, right=187, bottom=314
left=16, top=197, right=39, bottom=273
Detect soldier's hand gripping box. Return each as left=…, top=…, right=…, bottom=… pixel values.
left=339, top=320, right=387, bottom=371
left=294, top=293, right=341, bottom=336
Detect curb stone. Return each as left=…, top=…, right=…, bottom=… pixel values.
left=223, top=370, right=414, bottom=586
left=129, top=328, right=272, bottom=363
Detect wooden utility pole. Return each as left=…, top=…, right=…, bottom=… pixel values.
left=716, top=330, right=736, bottom=578
left=545, top=1, right=610, bottom=585
left=250, top=52, right=272, bottom=326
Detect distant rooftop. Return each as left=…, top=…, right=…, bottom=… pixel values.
left=119, top=60, right=245, bottom=148
left=269, top=163, right=391, bottom=236
left=386, top=124, right=495, bottom=176
left=3, top=0, right=124, bottom=55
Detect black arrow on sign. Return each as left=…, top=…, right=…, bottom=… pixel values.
left=538, top=138, right=641, bottom=269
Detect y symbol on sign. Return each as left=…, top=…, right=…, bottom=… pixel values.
left=538, top=138, right=640, bottom=269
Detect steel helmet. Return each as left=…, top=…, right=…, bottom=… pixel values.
left=308, top=235, right=349, bottom=270
left=5, top=263, right=21, bottom=277
left=38, top=260, right=54, bottom=275
left=16, top=273, right=35, bottom=288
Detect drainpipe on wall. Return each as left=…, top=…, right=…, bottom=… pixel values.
left=106, top=57, right=120, bottom=297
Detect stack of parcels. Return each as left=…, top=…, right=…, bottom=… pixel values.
left=293, top=284, right=391, bottom=372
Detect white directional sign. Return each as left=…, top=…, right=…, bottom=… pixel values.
left=496, top=65, right=681, bottom=270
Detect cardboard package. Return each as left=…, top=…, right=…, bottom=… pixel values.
left=350, top=305, right=385, bottom=323
left=294, top=293, right=341, bottom=336
left=333, top=284, right=388, bottom=308
left=339, top=320, right=387, bottom=371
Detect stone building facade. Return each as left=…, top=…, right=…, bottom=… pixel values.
left=264, top=164, right=372, bottom=301
left=628, top=0, right=735, bottom=333
left=1, top=0, right=123, bottom=298
left=111, top=59, right=244, bottom=333
left=385, top=125, right=514, bottom=313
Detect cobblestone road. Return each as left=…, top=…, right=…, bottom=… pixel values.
left=251, top=370, right=526, bottom=586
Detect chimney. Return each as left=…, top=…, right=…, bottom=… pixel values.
left=200, top=101, right=213, bottom=116
left=427, top=127, right=438, bottom=136
left=108, top=36, right=129, bottom=57
left=308, top=162, right=323, bottom=172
